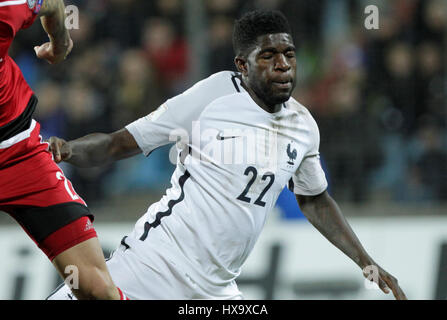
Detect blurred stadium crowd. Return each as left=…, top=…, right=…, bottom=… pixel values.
left=11, top=0, right=447, bottom=209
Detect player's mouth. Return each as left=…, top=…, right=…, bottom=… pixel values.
left=272, top=80, right=292, bottom=90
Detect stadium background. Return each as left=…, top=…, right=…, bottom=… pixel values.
left=0, top=0, right=446, bottom=299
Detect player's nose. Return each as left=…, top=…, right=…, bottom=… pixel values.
left=274, top=54, right=291, bottom=72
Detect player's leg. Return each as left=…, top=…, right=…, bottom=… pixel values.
left=49, top=236, right=174, bottom=300
left=7, top=206, right=125, bottom=300
left=45, top=239, right=120, bottom=301
left=48, top=234, right=243, bottom=300
left=0, top=118, right=125, bottom=300
left=47, top=238, right=132, bottom=300
left=1, top=145, right=123, bottom=298
left=51, top=237, right=121, bottom=300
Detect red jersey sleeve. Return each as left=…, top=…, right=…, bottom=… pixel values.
left=0, top=20, right=11, bottom=58
left=0, top=0, right=42, bottom=56
left=0, top=0, right=41, bottom=31
left=22, top=12, right=38, bottom=30
left=22, top=0, right=43, bottom=29
left=0, top=0, right=43, bottom=127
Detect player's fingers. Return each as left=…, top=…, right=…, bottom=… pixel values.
left=397, top=287, right=408, bottom=300
left=34, top=42, right=47, bottom=55
left=34, top=46, right=44, bottom=58
left=377, top=277, right=390, bottom=294
left=34, top=43, right=55, bottom=64
left=34, top=46, right=48, bottom=61
left=54, top=146, right=62, bottom=163
left=59, top=142, right=71, bottom=161
left=383, top=276, right=407, bottom=300
left=47, top=137, right=56, bottom=151
left=48, top=137, right=62, bottom=162
left=392, top=286, right=407, bottom=300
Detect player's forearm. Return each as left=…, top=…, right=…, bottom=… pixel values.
left=298, top=192, right=373, bottom=269
left=67, top=133, right=116, bottom=168
left=64, top=129, right=141, bottom=167
left=39, top=0, right=70, bottom=47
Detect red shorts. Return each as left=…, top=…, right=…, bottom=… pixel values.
left=0, top=120, right=96, bottom=260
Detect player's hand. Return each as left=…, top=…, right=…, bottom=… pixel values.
left=34, top=37, right=73, bottom=64
left=362, top=263, right=407, bottom=300
left=47, top=136, right=72, bottom=163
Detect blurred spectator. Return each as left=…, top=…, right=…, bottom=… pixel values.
left=208, top=15, right=235, bottom=73
left=407, top=118, right=447, bottom=202
left=316, top=53, right=383, bottom=202
left=420, top=0, right=447, bottom=44
left=68, top=12, right=94, bottom=52
left=253, top=0, right=285, bottom=10
left=155, top=0, right=184, bottom=32
left=113, top=49, right=163, bottom=128
left=207, top=0, right=239, bottom=15
left=62, top=81, right=111, bottom=204
left=141, top=17, right=189, bottom=94
left=34, top=81, right=66, bottom=139
left=95, top=0, right=143, bottom=47
left=382, top=42, right=417, bottom=133
left=415, top=42, right=446, bottom=125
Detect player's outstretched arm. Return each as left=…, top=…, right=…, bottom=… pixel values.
left=35, top=0, right=72, bottom=64
left=296, top=191, right=407, bottom=300
left=47, top=129, right=141, bottom=167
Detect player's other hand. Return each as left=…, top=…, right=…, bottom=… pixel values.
left=362, top=263, right=407, bottom=300
left=34, top=37, right=73, bottom=64
left=47, top=136, right=72, bottom=163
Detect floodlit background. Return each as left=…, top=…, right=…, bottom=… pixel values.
left=0, top=0, right=446, bottom=299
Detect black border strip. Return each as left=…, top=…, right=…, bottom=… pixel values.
left=231, top=72, right=241, bottom=93
left=0, top=95, right=37, bottom=142
left=139, top=170, right=191, bottom=241
left=8, top=202, right=92, bottom=243
left=288, top=178, right=294, bottom=192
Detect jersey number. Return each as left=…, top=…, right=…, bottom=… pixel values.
left=237, top=166, right=275, bottom=207
left=56, top=172, right=80, bottom=200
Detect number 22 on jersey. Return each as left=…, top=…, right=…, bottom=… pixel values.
left=237, top=166, right=275, bottom=207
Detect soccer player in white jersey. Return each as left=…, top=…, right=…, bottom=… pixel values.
left=47, top=10, right=407, bottom=300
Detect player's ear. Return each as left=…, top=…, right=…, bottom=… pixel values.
left=234, top=56, right=248, bottom=76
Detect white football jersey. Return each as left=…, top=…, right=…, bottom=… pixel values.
left=124, top=71, right=328, bottom=292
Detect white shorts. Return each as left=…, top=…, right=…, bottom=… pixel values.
left=47, top=240, right=244, bottom=300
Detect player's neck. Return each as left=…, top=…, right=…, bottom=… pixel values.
left=240, top=81, right=282, bottom=114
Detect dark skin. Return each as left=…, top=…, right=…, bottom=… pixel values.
left=235, top=33, right=297, bottom=113
left=48, top=33, right=407, bottom=300
left=297, top=192, right=407, bottom=300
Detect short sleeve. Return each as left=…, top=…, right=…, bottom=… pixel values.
left=125, top=102, right=190, bottom=157
left=125, top=71, right=240, bottom=156
left=289, top=111, right=328, bottom=196
left=290, top=154, right=328, bottom=196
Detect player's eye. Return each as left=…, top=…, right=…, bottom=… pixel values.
left=261, top=54, right=273, bottom=60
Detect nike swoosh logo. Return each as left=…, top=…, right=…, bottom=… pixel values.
left=216, top=132, right=241, bottom=140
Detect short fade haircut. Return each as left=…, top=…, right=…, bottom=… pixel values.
left=233, top=10, right=292, bottom=57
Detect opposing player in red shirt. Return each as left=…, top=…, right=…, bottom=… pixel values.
left=0, top=0, right=126, bottom=300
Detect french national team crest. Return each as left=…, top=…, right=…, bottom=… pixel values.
left=286, top=142, right=297, bottom=165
